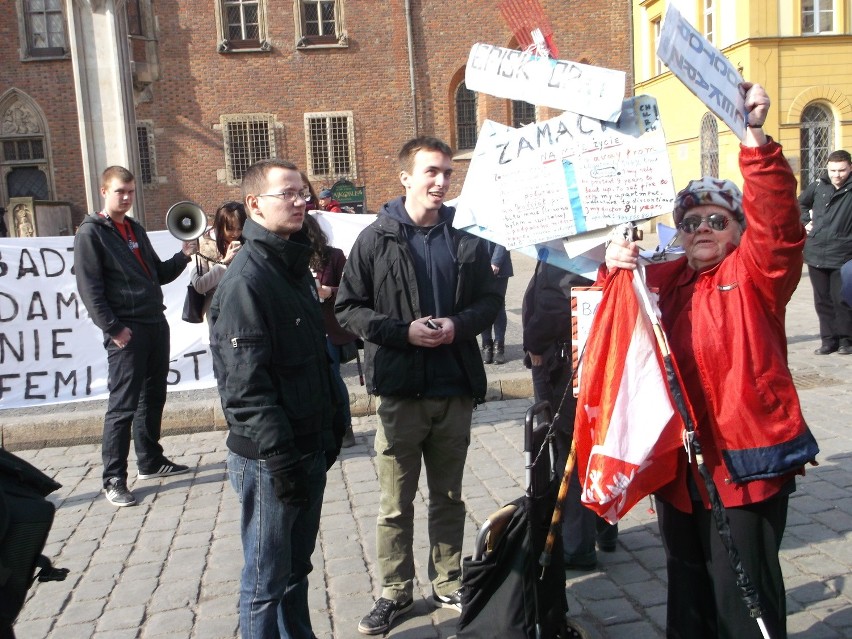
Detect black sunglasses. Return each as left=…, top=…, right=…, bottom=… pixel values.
left=678, top=213, right=731, bottom=234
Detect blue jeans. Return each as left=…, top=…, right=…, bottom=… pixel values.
left=325, top=338, right=352, bottom=429
left=227, top=451, right=327, bottom=639
left=480, top=277, right=509, bottom=344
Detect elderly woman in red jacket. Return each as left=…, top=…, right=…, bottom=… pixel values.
left=605, top=83, right=818, bottom=639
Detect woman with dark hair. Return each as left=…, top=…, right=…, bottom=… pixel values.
left=190, top=201, right=246, bottom=318
left=303, top=213, right=357, bottom=447
left=301, top=171, right=321, bottom=212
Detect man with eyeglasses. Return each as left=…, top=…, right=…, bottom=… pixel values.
left=208, top=158, right=342, bottom=639
left=799, top=149, right=852, bottom=355
left=604, top=83, right=818, bottom=639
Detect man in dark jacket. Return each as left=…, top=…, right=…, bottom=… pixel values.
left=479, top=240, right=513, bottom=364
left=521, top=261, right=617, bottom=569
left=800, top=149, right=852, bottom=354
left=209, top=158, right=340, bottom=639
left=336, top=137, right=501, bottom=635
left=74, top=166, right=193, bottom=508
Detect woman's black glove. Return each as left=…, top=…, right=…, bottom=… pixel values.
left=265, top=454, right=309, bottom=506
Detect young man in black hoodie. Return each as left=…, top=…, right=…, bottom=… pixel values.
left=336, top=137, right=501, bottom=635
left=74, top=166, right=194, bottom=507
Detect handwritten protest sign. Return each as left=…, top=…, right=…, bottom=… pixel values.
left=454, top=95, right=675, bottom=250
left=465, top=43, right=626, bottom=122
left=656, top=3, right=746, bottom=139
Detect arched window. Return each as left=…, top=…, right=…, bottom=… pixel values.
left=800, top=103, right=833, bottom=185
left=455, top=82, right=477, bottom=151
left=0, top=91, right=53, bottom=204
left=700, top=113, right=719, bottom=177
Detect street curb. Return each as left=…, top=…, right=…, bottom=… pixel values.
left=0, top=372, right=535, bottom=451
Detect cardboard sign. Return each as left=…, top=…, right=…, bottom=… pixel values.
left=571, top=286, right=603, bottom=397
left=454, top=95, right=675, bottom=250
left=656, top=4, right=746, bottom=139
left=465, top=43, right=626, bottom=122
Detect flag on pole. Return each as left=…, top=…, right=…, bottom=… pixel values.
left=573, top=267, right=684, bottom=523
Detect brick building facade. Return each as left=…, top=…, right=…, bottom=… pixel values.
left=2, top=0, right=632, bottom=233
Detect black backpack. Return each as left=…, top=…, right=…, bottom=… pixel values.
left=0, top=448, right=68, bottom=637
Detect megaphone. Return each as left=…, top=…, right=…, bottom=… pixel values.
left=166, top=201, right=206, bottom=241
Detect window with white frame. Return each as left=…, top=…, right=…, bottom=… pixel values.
left=216, top=0, right=270, bottom=52
left=136, top=122, right=156, bottom=186
left=800, top=103, right=833, bottom=185
left=700, top=113, right=719, bottom=178
left=651, top=17, right=664, bottom=76
left=222, top=114, right=276, bottom=184
left=19, top=0, right=67, bottom=58
left=703, top=0, right=714, bottom=44
left=296, top=0, right=346, bottom=47
left=802, top=0, right=834, bottom=34
left=305, top=112, right=355, bottom=181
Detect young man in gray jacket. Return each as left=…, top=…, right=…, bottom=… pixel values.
left=74, top=166, right=194, bottom=507
left=336, top=136, right=501, bottom=635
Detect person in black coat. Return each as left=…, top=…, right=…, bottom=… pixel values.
left=521, top=260, right=618, bottom=569
left=479, top=240, right=513, bottom=364
left=799, top=148, right=852, bottom=354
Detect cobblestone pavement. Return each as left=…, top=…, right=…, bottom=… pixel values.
left=9, top=254, right=852, bottom=638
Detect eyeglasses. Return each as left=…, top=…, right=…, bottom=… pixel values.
left=678, top=213, right=732, bottom=234
left=256, top=190, right=309, bottom=203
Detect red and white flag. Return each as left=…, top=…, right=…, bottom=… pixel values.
left=574, top=267, right=684, bottom=523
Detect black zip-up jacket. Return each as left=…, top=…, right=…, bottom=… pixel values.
left=74, top=212, right=190, bottom=336
left=799, top=172, right=852, bottom=269
left=335, top=198, right=501, bottom=400
left=209, top=219, right=338, bottom=466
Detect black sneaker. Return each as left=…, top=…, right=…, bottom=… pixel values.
left=431, top=587, right=463, bottom=612
left=137, top=460, right=190, bottom=480
left=104, top=478, right=136, bottom=507
left=357, top=597, right=413, bottom=635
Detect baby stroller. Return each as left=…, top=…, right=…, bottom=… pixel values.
left=457, top=401, right=584, bottom=638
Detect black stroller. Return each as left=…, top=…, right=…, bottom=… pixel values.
left=457, top=401, right=584, bottom=639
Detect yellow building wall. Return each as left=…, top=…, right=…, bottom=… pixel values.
left=633, top=0, right=852, bottom=199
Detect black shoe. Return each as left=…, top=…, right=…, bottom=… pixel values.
left=815, top=343, right=839, bottom=355
left=481, top=341, right=494, bottom=364
left=596, top=540, right=617, bottom=552
left=358, top=597, right=413, bottom=635
left=104, top=478, right=136, bottom=507
left=838, top=345, right=852, bottom=355
left=341, top=427, right=357, bottom=448
left=432, top=586, right=463, bottom=612
left=493, top=342, right=505, bottom=365
left=563, top=553, right=597, bottom=570
left=138, top=460, right=190, bottom=480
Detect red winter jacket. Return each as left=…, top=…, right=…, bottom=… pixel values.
left=644, top=141, right=818, bottom=511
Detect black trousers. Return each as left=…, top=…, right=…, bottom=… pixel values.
left=809, top=265, right=852, bottom=346
left=657, top=494, right=788, bottom=639
left=530, top=345, right=616, bottom=561
left=101, top=319, right=169, bottom=485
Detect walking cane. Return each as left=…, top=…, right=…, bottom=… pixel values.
left=354, top=345, right=364, bottom=386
